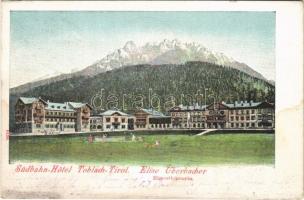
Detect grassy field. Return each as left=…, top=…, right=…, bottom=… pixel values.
left=9, top=133, right=275, bottom=165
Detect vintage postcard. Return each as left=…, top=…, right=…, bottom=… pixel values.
left=0, top=1, right=303, bottom=199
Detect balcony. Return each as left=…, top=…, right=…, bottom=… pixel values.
left=135, top=121, right=146, bottom=125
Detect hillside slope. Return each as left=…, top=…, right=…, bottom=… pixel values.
left=9, top=61, right=275, bottom=129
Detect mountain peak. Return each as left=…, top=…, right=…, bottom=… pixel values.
left=123, top=41, right=137, bottom=52
left=159, top=38, right=183, bottom=50
left=87, top=39, right=265, bottom=80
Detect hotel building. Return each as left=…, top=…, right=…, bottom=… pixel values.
left=14, top=97, right=92, bottom=134
left=14, top=97, right=274, bottom=134
left=169, top=105, right=206, bottom=129
left=99, top=110, right=130, bottom=131
left=89, top=115, right=103, bottom=132
left=169, top=101, right=275, bottom=129
left=134, top=109, right=171, bottom=130
left=225, top=101, right=275, bottom=129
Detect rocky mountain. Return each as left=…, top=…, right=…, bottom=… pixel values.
left=84, top=39, right=266, bottom=80
left=10, top=39, right=269, bottom=94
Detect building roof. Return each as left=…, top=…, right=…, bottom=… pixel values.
left=127, top=114, right=135, bottom=118
left=99, top=110, right=129, bottom=116
left=19, top=97, right=38, bottom=104
left=46, top=102, right=75, bottom=112
left=169, top=104, right=207, bottom=111
left=17, top=97, right=91, bottom=112
left=67, top=102, right=86, bottom=109
left=142, top=108, right=164, bottom=116
left=170, top=101, right=273, bottom=111
left=222, top=101, right=262, bottom=109
left=142, top=108, right=170, bottom=118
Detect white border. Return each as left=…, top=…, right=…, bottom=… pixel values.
left=1, top=1, right=303, bottom=199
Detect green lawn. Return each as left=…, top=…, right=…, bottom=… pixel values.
left=9, top=133, right=274, bottom=165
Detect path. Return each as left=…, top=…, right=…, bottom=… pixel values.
left=195, top=129, right=217, bottom=136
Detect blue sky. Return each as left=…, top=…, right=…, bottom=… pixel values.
left=10, top=11, right=275, bottom=87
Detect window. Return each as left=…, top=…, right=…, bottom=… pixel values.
left=231, top=123, right=234, bottom=128
left=122, top=118, right=125, bottom=123
left=251, top=109, right=255, bottom=114
left=246, top=116, right=250, bottom=120
left=106, top=118, right=110, bottom=122
left=230, top=110, right=234, bottom=114
left=122, top=125, right=126, bottom=129
left=236, top=116, right=239, bottom=121
left=36, top=124, right=41, bottom=128
left=114, top=118, right=118, bottom=122
left=251, top=116, right=255, bottom=120
left=246, top=123, right=249, bottom=127
left=240, top=123, right=244, bottom=127
left=106, top=125, right=111, bottom=129
left=251, top=123, right=255, bottom=127
left=241, top=116, right=244, bottom=120
left=230, top=116, right=234, bottom=121
left=246, top=110, right=249, bottom=115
